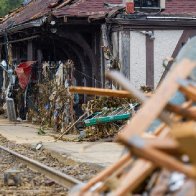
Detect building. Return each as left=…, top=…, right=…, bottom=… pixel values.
left=1, top=0, right=196, bottom=90
left=107, top=0, right=196, bottom=88
left=0, top=0, right=121, bottom=88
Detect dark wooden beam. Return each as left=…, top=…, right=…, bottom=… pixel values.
left=120, top=31, right=130, bottom=79
left=27, top=40, right=33, bottom=61
left=159, top=30, right=196, bottom=84
left=146, top=33, right=154, bottom=88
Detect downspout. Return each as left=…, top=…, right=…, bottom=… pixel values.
left=3, top=31, right=9, bottom=65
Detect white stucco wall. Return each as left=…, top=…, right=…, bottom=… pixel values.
left=154, top=30, right=183, bottom=87
left=130, top=31, right=146, bottom=88
left=116, top=31, right=146, bottom=88
left=112, top=29, right=183, bottom=89
left=112, top=32, right=119, bottom=58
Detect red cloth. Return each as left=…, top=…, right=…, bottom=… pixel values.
left=15, top=61, right=35, bottom=89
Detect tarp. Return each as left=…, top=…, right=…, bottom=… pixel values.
left=15, top=61, right=35, bottom=89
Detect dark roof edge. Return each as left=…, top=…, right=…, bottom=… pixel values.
left=106, top=17, right=196, bottom=30
left=0, top=17, right=47, bottom=36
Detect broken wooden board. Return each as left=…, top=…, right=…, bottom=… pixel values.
left=171, top=122, right=196, bottom=165
left=179, top=83, right=196, bottom=102
left=80, top=153, right=131, bottom=194
left=126, top=135, right=196, bottom=179
left=69, top=86, right=140, bottom=99
left=166, top=103, right=196, bottom=120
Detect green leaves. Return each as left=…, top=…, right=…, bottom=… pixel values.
left=0, top=0, right=23, bottom=17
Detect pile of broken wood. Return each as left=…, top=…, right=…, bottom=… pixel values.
left=71, top=37, right=196, bottom=195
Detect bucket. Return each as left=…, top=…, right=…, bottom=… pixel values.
left=126, top=1, right=134, bottom=14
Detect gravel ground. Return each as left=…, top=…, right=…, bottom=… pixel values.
left=0, top=135, right=103, bottom=196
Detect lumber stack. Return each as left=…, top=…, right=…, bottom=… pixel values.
left=71, top=37, right=196, bottom=195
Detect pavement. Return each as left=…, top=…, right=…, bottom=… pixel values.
left=0, top=119, right=123, bottom=167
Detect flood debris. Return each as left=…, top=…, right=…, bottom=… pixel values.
left=70, top=36, right=196, bottom=196
left=1, top=59, right=77, bottom=134
left=27, top=60, right=75, bottom=133
left=78, top=97, right=139, bottom=141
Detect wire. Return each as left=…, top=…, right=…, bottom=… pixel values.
left=74, top=69, right=104, bottom=86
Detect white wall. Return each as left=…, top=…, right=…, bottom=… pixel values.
left=130, top=31, right=146, bottom=88
left=112, top=30, right=183, bottom=89
left=154, top=30, right=183, bottom=87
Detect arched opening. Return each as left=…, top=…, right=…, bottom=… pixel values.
left=34, top=33, right=95, bottom=87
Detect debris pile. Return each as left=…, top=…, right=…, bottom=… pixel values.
left=28, top=81, right=73, bottom=132
left=82, top=97, right=138, bottom=113
left=80, top=97, right=139, bottom=141
left=72, top=37, right=196, bottom=196
left=26, top=60, right=75, bottom=132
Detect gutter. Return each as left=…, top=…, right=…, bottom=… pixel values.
left=147, top=16, right=196, bottom=20
left=106, top=16, right=196, bottom=30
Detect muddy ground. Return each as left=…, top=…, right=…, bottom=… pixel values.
left=0, top=135, right=102, bottom=196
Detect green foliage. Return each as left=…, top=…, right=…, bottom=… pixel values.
left=0, top=0, right=23, bottom=17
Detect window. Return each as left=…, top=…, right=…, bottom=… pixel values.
left=134, top=0, right=160, bottom=8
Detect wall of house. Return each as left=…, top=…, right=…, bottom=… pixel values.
left=111, top=29, right=184, bottom=89
left=154, top=30, right=183, bottom=87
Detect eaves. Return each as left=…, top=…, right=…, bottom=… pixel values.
left=0, top=17, right=47, bottom=36
left=107, top=17, right=196, bottom=30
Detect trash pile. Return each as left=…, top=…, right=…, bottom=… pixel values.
left=27, top=81, right=73, bottom=132
left=82, top=97, right=138, bottom=113
left=71, top=37, right=196, bottom=196
left=80, top=97, right=139, bottom=141
left=26, top=60, right=75, bottom=132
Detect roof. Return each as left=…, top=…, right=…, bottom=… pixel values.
left=0, top=0, right=55, bottom=29
left=0, top=0, right=121, bottom=30
left=162, top=0, right=196, bottom=16
left=1, top=0, right=196, bottom=31
left=53, top=0, right=122, bottom=18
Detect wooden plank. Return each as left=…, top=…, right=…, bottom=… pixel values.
left=110, top=102, right=191, bottom=195
left=113, top=159, right=155, bottom=196
left=142, top=137, right=180, bottom=153
left=79, top=123, right=169, bottom=194
left=110, top=124, right=170, bottom=195
left=179, top=85, right=196, bottom=102
left=112, top=135, right=196, bottom=196
left=69, top=86, right=137, bottom=98
left=171, top=122, right=196, bottom=165
left=166, top=103, right=196, bottom=120
left=80, top=153, right=131, bottom=194
left=127, top=137, right=196, bottom=179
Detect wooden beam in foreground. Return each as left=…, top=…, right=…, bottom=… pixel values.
left=179, top=84, right=196, bottom=102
